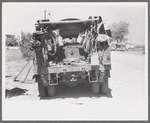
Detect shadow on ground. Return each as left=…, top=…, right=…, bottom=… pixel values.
left=5, top=87, right=28, bottom=98
left=41, top=83, right=112, bottom=100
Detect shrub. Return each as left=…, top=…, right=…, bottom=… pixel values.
left=20, top=32, right=35, bottom=61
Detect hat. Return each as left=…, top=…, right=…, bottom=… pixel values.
left=96, top=34, right=109, bottom=42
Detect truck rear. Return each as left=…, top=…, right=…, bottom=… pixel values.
left=31, top=16, right=111, bottom=97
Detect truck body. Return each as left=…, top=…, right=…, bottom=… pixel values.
left=32, top=16, right=111, bottom=97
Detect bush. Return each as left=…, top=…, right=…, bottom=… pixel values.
left=20, top=32, right=35, bottom=60
left=108, top=21, right=129, bottom=43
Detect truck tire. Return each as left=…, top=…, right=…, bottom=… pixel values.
left=47, top=85, right=56, bottom=96
left=38, top=83, right=47, bottom=97
left=91, top=82, right=100, bottom=94
left=101, top=78, right=108, bottom=94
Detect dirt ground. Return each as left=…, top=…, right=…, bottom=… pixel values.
left=5, top=48, right=39, bottom=100
left=3, top=48, right=147, bottom=120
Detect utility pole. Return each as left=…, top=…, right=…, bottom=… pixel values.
left=44, top=10, right=50, bottom=20
left=44, top=10, right=46, bottom=19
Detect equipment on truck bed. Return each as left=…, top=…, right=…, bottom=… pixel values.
left=31, top=16, right=112, bottom=98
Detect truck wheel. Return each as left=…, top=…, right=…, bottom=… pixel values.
left=91, top=82, right=100, bottom=94
left=101, top=78, right=108, bottom=94
left=47, top=85, right=56, bottom=96
left=38, top=83, right=47, bottom=97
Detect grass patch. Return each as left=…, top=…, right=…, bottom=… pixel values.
left=5, top=49, right=24, bottom=62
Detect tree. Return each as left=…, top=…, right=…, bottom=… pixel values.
left=6, top=36, right=18, bottom=46
left=108, top=21, right=129, bottom=43
left=20, top=32, right=35, bottom=60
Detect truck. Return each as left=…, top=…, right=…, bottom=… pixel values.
left=31, top=16, right=111, bottom=98
left=116, top=43, right=127, bottom=51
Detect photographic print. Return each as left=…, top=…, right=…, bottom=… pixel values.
left=2, top=2, right=148, bottom=120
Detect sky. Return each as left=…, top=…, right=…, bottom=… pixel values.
left=2, top=2, right=147, bottom=45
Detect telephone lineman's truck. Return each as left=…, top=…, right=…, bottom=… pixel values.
left=31, top=16, right=112, bottom=97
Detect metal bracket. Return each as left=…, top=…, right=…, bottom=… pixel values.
left=49, top=74, right=59, bottom=85
left=63, top=69, right=67, bottom=75
left=88, top=72, right=99, bottom=83
left=41, top=75, right=48, bottom=86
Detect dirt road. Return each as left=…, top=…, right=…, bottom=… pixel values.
left=3, top=49, right=147, bottom=120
